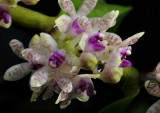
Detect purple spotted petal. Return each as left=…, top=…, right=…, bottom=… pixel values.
left=119, top=60, right=132, bottom=68
left=75, top=79, right=94, bottom=96
left=88, top=32, right=105, bottom=52
left=29, top=62, right=44, bottom=70
left=69, top=18, right=85, bottom=37
left=48, top=50, right=66, bottom=69
left=0, top=6, right=11, bottom=24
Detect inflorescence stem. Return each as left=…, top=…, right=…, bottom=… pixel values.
left=10, top=5, right=56, bottom=32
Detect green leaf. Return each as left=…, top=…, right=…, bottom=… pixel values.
left=98, top=90, right=139, bottom=113
left=125, top=94, right=150, bottom=113
left=58, top=0, right=132, bottom=32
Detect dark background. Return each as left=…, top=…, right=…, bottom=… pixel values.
left=0, top=0, right=159, bottom=113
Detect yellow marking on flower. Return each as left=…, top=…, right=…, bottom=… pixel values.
left=29, top=34, right=40, bottom=45
left=87, top=56, right=98, bottom=71
left=107, top=45, right=114, bottom=51
left=77, top=91, right=89, bottom=102
left=112, top=67, right=123, bottom=83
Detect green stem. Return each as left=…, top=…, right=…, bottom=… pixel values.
left=10, top=5, right=56, bottom=32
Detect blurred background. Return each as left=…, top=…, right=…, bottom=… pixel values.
left=0, top=0, right=159, bottom=113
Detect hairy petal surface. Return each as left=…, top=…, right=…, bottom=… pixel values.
left=29, top=34, right=41, bottom=53
left=30, top=67, right=49, bottom=87
left=56, top=75, right=72, bottom=93
left=9, top=39, right=24, bottom=58
left=77, top=0, right=98, bottom=16
left=40, top=33, right=58, bottom=57
left=58, top=0, right=76, bottom=16
left=21, top=48, right=45, bottom=65
left=4, top=62, right=31, bottom=81
left=146, top=100, right=160, bottom=113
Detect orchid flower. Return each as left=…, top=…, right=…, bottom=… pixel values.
left=0, top=2, right=11, bottom=28
left=146, top=99, right=160, bottom=113
left=78, top=10, right=120, bottom=72
left=0, top=0, right=39, bottom=28
left=55, top=74, right=98, bottom=109
left=4, top=33, right=67, bottom=89
left=55, top=0, right=98, bottom=38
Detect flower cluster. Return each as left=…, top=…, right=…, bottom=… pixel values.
left=0, top=0, right=39, bottom=28
left=3, top=0, right=144, bottom=109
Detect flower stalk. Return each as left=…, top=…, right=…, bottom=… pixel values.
left=10, top=5, right=56, bottom=32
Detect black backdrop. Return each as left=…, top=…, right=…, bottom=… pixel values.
left=0, top=0, right=159, bottom=113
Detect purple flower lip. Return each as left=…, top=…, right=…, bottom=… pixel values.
left=88, top=32, right=105, bottom=52
left=29, top=62, right=44, bottom=70
left=48, top=50, right=66, bottom=69
left=75, top=79, right=94, bottom=96
left=119, top=60, right=132, bottom=68
left=69, top=18, right=85, bottom=37
left=107, top=43, right=110, bottom=46
left=0, top=6, right=11, bottom=24
left=120, top=49, right=131, bottom=60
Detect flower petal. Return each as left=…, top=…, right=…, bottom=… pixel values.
left=79, top=33, right=89, bottom=50
left=56, top=75, right=72, bottom=93
left=43, top=84, right=54, bottom=100
left=29, top=34, right=41, bottom=53
left=0, top=5, right=11, bottom=28
left=60, top=100, right=71, bottom=109
left=94, top=10, right=119, bottom=31
left=30, top=92, right=40, bottom=102
left=69, top=17, right=85, bottom=37
left=40, top=32, right=58, bottom=58
left=4, top=62, right=31, bottom=81
left=55, top=14, right=72, bottom=34
left=21, top=48, right=45, bottom=65
left=119, top=60, right=132, bottom=68
left=156, top=63, right=160, bottom=73
left=77, top=0, right=98, bottom=16
left=104, top=32, right=122, bottom=45
left=30, top=67, right=49, bottom=87
left=58, top=0, right=76, bottom=16
left=77, top=16, right=92, bottom=33
left=146, top=100, right=160, bottom=113
left=78, top=74, right=100, bottom=79
left=121, top=32, right=145, bottom=47
left=30, top=75, right=55, bottom=101
left=145, top=80, right=160, bottom=98
left=55, top=91, right=68, bottom=104
left=89, top=18, right=101, bottom=26
left=9, top=39, right=24, bottom=58
left=30, top=87, right=45, bottom=102
left=155, top=63, right=160, bottom=82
